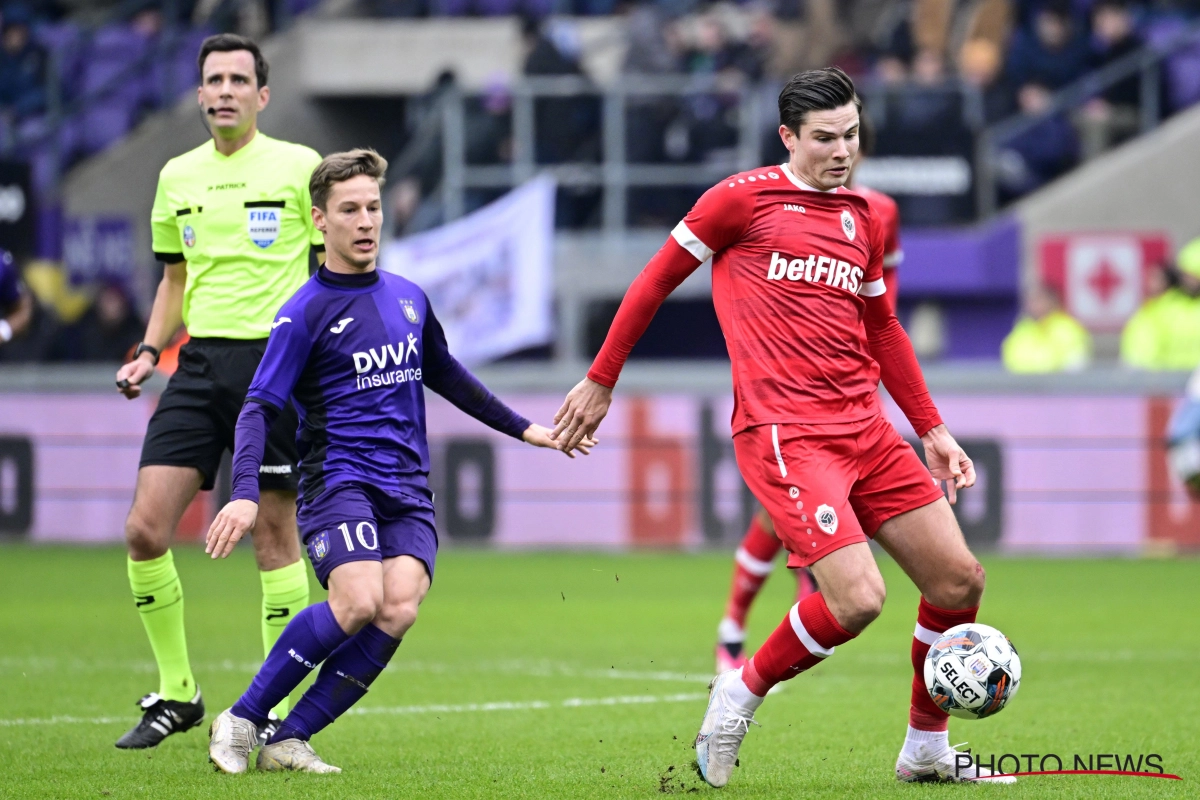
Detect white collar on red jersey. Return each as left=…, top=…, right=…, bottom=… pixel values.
left=780, top=163, right=840, bottom=193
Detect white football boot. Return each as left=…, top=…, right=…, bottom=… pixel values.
left=208, top=709, right=259, bottom=774
left=257, top=738, right=342, bottom=774
left=694, top=668, right=761, bottom=788
left=896, top=741, right=1017, bottom=784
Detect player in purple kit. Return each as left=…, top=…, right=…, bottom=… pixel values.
left=203, top=149, right=594, bottom=774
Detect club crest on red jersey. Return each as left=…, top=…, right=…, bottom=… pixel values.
left=840, top=210, right=856, bottom=242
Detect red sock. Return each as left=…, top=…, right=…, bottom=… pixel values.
left=723, top=517, right=782, bottom=629
left=909, top=598, right=978, bottom=731
left=742, top=592, right=855, bottom=696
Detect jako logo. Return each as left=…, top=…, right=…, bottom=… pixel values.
left=767, top=252, right=864, bottom=293
left=783, top=203, right=805, bottom=213
left=353, top=333, right=420, bottom=374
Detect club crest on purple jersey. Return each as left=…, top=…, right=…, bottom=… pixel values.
left=399, top=299, right=419, bottom=324
left=311, top=531, right=330, bottom=561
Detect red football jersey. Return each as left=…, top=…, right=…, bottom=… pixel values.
left=598, top=165, right=889, bottom=434
left=854, top=185, right=902, bottom=269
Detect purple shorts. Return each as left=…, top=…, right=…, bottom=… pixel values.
left=297, top=482, right=438, bottom=589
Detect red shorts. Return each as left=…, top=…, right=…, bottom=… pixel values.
left=733, top=414, right=944, bottom=568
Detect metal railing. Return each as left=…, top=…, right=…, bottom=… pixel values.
left=438, top=75, right=766, bottom=232
left=429, top=76, right=997, bottom=230
left=425, top=22, right=1200, bottom=230
left=976, top=20, right=1200, bottom=216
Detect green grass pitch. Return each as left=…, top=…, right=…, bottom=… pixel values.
left=0, top=544, right=1195, bottom=799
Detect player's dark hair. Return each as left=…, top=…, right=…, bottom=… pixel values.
left=198, top=34, right=268, bottom=88
left=778, top=67, right=862, bottom=133
left=310, top=148, right=389, bottom=210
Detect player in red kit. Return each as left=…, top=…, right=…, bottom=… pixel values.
left=551, top=68, right=1011, bottom=787
left=712, top=118, right=904, bottom=676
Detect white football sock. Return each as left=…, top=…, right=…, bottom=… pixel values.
left=725, top=668, right=764, bottom=712
left=717, top=617, right=745, bottom=644
left=902, top=725, right=948, bottom=759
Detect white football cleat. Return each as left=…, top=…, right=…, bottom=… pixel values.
left=257, top=738, right=342, bottom=774
left=896, top=741, right=1017, bottom=784
left=208, top=709, right=258, bottom=774
left=694, top=669, right=760, bottom=788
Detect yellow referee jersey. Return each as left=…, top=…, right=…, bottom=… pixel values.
left=150, top=132, right=323, bottom=339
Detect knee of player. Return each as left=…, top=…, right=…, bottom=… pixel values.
left=376, top=597, right=420, bottom=637
left=124, top=512, right=167, bottom=559
left=962, top=560, right=986, bottom=604
left=843, top=578, right=886, bottom=630
left=934, top=559, right=985, bottom=609
left=336, top=588, right=385, bottom=632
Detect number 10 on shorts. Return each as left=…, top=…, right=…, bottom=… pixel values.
left=338, top=521, right=379, bottom=551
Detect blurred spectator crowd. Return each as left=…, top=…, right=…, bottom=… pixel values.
left=0, top=0, right=1192, bottom=235
left=378, top=0, right=1200, bottom=232
left=0, top=249, right=144, bottom=362
left=0, top=0, right=322, bottom=264
left=0, top=0, right=1198, bottom=368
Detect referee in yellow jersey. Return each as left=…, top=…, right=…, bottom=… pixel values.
left=113, top=34, right=322, bottom=749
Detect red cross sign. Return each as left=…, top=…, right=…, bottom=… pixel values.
left=1039, top=233, right=1170, bottom=331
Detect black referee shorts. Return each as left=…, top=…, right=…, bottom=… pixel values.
left=139, top=337, right=299, bottom=492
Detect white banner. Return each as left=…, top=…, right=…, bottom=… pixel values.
left=380, top=175, right=556, bottom=365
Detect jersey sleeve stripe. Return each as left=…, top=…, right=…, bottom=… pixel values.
left=671, top=221, right=714, bottom=262
left=883, top=250, right=904, bottom=267
left=860, top=278, right=887, bottom=297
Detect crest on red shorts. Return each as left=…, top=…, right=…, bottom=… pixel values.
left=816, top=504, right=838, bottom=534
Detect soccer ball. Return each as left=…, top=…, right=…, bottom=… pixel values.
left=924, top=623, right=1021, bottom=720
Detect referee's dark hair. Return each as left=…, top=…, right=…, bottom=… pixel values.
left=778, top=67, right=862, bottom=133
left=310, top=149, right=389, bottom=210
left=198, top=34, right=269, bottom=89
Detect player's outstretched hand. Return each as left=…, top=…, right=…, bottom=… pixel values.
left=920, top=424, right=975, bottom=505
left=524, top=423, right=597, bottom=458
left=205, top=499, right=259, bottom=559
left=115, top=357, right=156, bottom=399
left=551, top=378, right=613, bottom=453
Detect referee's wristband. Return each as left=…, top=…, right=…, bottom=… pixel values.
left=0, top=319, right=11, bottom=343
left=134, top=342, right=160, bottom=365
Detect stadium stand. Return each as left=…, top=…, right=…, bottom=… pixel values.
left=0, top=0, right=1198, bottom=367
